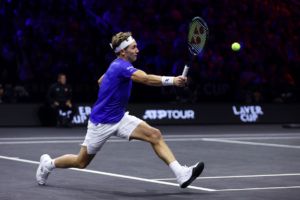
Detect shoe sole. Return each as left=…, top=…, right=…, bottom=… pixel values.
left=36, top=163, right=46, bottom=185
left=180, top=162, right=204, bottom=188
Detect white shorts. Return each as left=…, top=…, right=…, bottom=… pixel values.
left=82, top=112, right=143, bottom=154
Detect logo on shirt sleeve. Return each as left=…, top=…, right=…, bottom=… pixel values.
left=126, top=66, right=135, bottom=70
left=126, top=66, right=137, bottom=73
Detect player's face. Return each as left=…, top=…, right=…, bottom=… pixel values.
left=124, top=42, right=139, bottom=63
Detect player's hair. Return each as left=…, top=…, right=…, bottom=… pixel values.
left=111, top=32, right=132, bottom=54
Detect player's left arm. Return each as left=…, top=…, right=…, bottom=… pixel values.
left=131, top=70, right=186, bottom=87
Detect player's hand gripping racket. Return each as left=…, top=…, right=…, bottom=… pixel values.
left=182, top=17, right=209, bottom=77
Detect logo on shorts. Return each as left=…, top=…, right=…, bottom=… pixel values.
left=143, top=109, right=195, bottom=120
left=232, top=105, right=263, bottom=122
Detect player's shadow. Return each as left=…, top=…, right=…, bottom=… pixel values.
left=44, top=184, right=211, bottom=199
left=112, top=190, right=209, bottom=199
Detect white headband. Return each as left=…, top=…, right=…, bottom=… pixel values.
left=110, top=36, right=136, bottom=53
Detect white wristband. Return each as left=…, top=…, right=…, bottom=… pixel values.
left=161, top=76, right=174, bottom=86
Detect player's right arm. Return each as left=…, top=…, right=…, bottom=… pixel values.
left=131, top=70, right=186, bottom=87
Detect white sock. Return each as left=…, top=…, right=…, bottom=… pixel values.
left=169, top=160, right=182, bottom=177
left=46, top=159, right=56, bottom=171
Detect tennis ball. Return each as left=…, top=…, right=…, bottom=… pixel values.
left=231, top=42, right=241, bottom=51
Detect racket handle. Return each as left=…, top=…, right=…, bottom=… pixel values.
left=182, top=65, right=189, bottom=77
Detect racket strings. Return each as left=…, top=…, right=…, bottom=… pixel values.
left=188, top=17, right=209, bottom=55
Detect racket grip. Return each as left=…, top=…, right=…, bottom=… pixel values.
left=182, top=65, right=189, bottom=77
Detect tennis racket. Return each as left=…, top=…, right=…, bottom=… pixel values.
left=182, top=16, right=209, bottom=77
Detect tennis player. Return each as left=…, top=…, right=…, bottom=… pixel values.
left=36, top=32, right=204, bottom=188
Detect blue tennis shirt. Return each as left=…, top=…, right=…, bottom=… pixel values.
left=89, top=58, right=137, bottom=123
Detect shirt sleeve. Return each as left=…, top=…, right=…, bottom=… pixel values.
left=121, top=65, right=138, bottom=78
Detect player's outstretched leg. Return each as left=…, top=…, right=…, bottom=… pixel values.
left=36, top=146, right=94, bottom=185
left=130, top=122, right=204, bottom=188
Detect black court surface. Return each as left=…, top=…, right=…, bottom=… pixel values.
left=1, top=125, right=300, bottom=200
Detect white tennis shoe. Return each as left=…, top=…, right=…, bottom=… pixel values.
left=177, top=162, right=204, bottom=188
left=36, top=154, right=52, bottom=185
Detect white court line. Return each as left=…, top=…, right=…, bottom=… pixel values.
left=153, top=173, right=300, bottom=181
left=202, top=138, right=300, bottom=149
left=1, top=136, right=300, bottom=145
left=0, top=134, right=210, bottom=141
left=0, top=138, right=208, bottom=145
left=1, top=155, right=299, bottom=192
left=209, top=136, right=300, bottom=140
left=0, top=140, right=83, bottom=145
left=0, top=155, right=215, bottom=192
left=215, top=186, right=300, bottom=192
left=1, top=133, right=300, bottom=141
left=0, top=155, right=39, bottom=165
left=0, top=136, right=84, bottom=141
left=0, top=135, right=204, bottom=141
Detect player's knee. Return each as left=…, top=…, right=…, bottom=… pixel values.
left=148, top=128, right=162, bottom=144
left=76, top=159, right=89, bottom=169
left=77, top=161, right=88, bottom=169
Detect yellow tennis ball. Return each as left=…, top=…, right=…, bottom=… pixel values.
left=231, top=42, right=241, bottom=51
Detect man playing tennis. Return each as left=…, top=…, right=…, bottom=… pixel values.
left=36, top=32, right=204, bottom=188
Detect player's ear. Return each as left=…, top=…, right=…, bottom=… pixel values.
left=119, top=49, right=126, bottom=56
